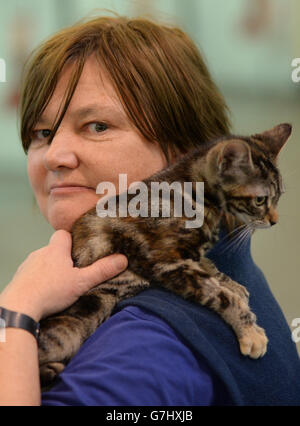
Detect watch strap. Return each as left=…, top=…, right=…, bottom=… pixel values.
left=0, top=306, right=40, bottom=340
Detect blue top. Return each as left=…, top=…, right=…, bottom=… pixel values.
left=42, top=231, right=300, bottom=406
left=42, top=305, right=214, bottom=406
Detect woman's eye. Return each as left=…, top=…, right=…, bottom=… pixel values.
left=254, top=196, right=267, bottom=206
left=31, top=129, right=52, bottom=142
left=87, top=122, right=108, bottom=133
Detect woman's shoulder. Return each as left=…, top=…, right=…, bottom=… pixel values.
left=42, top=304, right=214, bottom=406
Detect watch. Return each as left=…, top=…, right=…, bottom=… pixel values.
left=0, top=307, right=40, bottom=340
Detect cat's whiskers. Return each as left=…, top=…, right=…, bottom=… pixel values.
left=217, top=223, right=248, bottom=246
left=233, top=225, right=253, bottom=253
left=217, top=224, right=252, bottom=255
left=223, top=229, right=248, bottom=254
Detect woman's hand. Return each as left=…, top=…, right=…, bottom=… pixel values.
left=0, top=230, right=128, bottom=322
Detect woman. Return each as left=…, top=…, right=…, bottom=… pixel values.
left=0, top=15, right=299, bottom=406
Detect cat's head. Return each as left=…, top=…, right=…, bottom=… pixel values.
left=205, top=123, right=292, bottom=229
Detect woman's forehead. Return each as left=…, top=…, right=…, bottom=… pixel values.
left=39, top=56, right=125, bottom=124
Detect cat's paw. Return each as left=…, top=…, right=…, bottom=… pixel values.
left=238, top=324, right=268, bottom=359
left=40, top=362, right=65, bottom=389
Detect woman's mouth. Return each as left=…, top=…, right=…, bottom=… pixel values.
left=50, top=184, right=95, bottom=195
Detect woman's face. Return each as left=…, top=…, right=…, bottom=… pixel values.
left=27, top=56, right=167, bottom=231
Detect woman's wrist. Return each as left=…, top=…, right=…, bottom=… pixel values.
left=0, top=284, right=42, bottom=323
left=0, top=307, right=40, bottom=341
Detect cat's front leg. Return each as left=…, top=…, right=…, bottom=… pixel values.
left=200, top=257, right=250, bottom=302
left=197, top=259, right=268, bottom=358
left=152, top=258, right=268, bottom=358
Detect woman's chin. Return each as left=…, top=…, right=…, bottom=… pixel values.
left=46, top=200, right=97, bottom=232
left=50, top=215, right=77, bottom=232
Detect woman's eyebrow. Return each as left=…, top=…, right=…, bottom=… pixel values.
left=37, top=103, right=125, bottom=125
left=70, top=104, right=125, bottom=121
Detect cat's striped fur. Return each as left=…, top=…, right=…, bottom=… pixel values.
left=38, top=123, right=291, bottom=388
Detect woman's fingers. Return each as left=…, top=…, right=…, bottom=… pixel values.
left=77, top=254, right=128, bottom=291
left=49, top=230, right=72, bottom=252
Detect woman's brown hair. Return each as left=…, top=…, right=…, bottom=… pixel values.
left=20, top=14, right=231, bottom=162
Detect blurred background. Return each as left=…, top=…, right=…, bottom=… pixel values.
left=0, top=0, right=299, bottom=352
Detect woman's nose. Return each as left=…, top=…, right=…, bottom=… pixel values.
left=43, top=130, right=79, bottom=171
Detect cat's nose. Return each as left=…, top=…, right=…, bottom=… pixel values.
left=267, top=207, right=278, bottom=227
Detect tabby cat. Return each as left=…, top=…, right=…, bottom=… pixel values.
left=38, top=123, right=291, bottom=388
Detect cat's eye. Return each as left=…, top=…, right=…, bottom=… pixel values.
left=254, top=196, right=267, bottom=206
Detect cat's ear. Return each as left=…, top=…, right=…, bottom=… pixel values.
left=253, top=123, right=292, bottom=161
left=217, top=140, right=254, bottom=176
